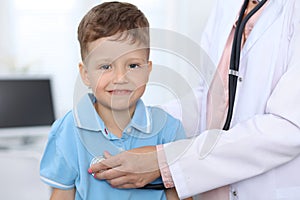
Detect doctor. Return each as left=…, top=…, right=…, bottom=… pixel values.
left=89, top=0, right=300, bottom=199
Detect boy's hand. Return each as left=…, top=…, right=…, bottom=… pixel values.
left=88, top=146, right=161, bottom=188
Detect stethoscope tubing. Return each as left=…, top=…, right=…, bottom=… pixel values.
left=223, top=0, right=268, bottom=130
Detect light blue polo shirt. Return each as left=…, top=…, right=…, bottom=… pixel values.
left=40, top=94, right=186, bottom=200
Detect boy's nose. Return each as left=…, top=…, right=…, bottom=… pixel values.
left=112, top=67, right=128, bottom=83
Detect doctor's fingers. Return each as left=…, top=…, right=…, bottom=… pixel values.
left=106, top=168, right=161, bottom=189
left=89, top=154, right=122, bottom=173
left=93, top=166, right=127, bottom=180
left=106, top=174, right=152, bottom=189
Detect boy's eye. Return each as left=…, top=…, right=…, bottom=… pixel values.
left=128, top=64, right=140, bottom=69
left=99, top=64, right=111, bottom=70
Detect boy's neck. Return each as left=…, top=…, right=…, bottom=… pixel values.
left=94, top=103, right=135, bottom=138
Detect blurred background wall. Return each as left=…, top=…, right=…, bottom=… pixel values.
left=0, top=0, right=215, bottom=118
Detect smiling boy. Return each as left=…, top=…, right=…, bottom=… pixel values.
left=40, top=2, right=187, bottom=200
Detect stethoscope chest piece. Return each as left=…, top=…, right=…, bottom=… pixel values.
left=89, top=156, right=106, bottom=176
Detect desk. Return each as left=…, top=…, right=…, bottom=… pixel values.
left=0, top=126, right=50, bottom=152
left=0, top=126, right=51, bottom=199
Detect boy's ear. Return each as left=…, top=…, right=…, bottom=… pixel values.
left=147, top=61, right=152, bottom=73
left=79, top=62, right=91, bottom=87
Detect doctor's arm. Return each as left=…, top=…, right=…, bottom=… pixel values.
left=90, top=147, right=160, bottom=188
left=90, top=149, right=192, bottom=200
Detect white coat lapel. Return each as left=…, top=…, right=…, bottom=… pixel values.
left=202, top=0, right=242, bottom=65
left=215, top=0, right=242, bottom=63
left=242, top=0, right=283, bottom=54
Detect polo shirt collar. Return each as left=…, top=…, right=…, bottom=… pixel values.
left=73, top=93, right=104, bottom=132
left=129, top=100, right=152, bottom=134
left=73, top=93, right=152, bottom=134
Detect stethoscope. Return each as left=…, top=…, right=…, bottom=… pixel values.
left=223, top=0, right=268, bottom=130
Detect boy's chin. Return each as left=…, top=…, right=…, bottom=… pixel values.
left=109, top=102, right=136, bottom=112
left=109, top=96, right=139, bottom=110
left=110, top=106, right=131, bottom=112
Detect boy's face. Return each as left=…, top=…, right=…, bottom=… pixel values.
left=79, top=37, right=151, bottom=112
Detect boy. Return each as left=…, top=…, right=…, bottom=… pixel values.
left=40, top=2, right=188, bottom=199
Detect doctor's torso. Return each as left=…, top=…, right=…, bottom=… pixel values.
left=200, top=0, right=300, bottom=199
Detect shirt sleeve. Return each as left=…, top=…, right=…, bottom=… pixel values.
left=157, top=114, right=187, bottom=188
left=40, top=119, right=77, bottom=190
left=157, top=144, right=175, bottom=188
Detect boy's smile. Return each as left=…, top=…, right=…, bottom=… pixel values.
left=108, top=89, right=133, bottom=95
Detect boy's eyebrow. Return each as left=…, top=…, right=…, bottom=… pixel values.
left=94, top=58, right=112, bottom=63
left=84, top=57, right=112, bottom=66
left=126, top=57, right=147, bottom=61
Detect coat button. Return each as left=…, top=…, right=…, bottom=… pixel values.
left=232, top=190, right=237, bottom=196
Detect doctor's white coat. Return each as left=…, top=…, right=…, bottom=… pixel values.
left=164, top=0, right=300, bottom=199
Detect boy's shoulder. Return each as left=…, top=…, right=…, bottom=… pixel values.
left=145, top=105, right=186, bottom=141
left=145, top=105, right=182, bottom=132
left=146, top=105, right=180, bottom=122
left=50, top=110, right=77, bottom=136
left=52, top=110, right=74, bottom=125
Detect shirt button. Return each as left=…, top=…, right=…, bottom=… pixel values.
left=238, top=77, right=243, bottom=82
left=126, top=127, right=132, bottom=133
left=104, top=128, right=109, bottom=135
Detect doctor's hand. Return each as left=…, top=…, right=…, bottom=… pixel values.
left=88, top=146, right=161, bottom=188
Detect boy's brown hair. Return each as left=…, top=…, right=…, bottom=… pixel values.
left=77, top=1, right=150, bottom=60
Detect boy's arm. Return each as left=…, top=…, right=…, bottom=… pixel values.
left=50, top=188, right=75, bottom=200
left=165, top=188, right=193, bottom=200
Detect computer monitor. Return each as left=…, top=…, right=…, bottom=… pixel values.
left=0, top=77, right=55, bottom=130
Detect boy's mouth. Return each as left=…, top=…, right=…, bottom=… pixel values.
left=108, top=89, right=133, bottom=95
